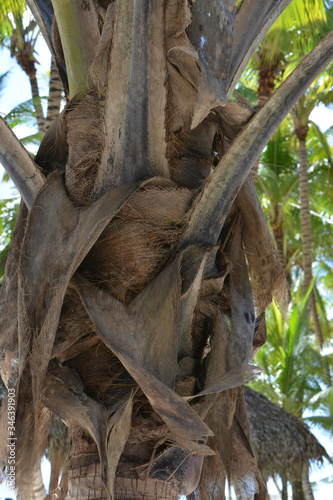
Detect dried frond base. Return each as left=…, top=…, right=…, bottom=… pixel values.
left=81, top=182, right=193, bottom=302
left=65, top=92, right=104, bottom=205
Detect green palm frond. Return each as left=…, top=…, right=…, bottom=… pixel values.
left=0, top=0, right=26, bottom=20
left=252, top=286, right=328, bottom=420
left=0, top=69, right=10, bottom=96
left=274, top=0, right=331, bottom=53
left=233, top=82, right=258, bottom=105
left=0, top=0, right=25, bottom=38
left=0, top=198, right=19, bottom=283
left=252, top=0, right=333, bottom=87
left=304, top=414, right=333, bottom=432
left=280, top=0, right=329, bottom=32
left=5, top=96, right=47, bottom=128
left=309, top=120, right=333, bottom=172
left=19, top=131, right=44, bottom=148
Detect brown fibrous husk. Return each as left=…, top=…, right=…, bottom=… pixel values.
left=81, top=182, right=194, bottom=303
left=65, top=92, right=104, bottom=205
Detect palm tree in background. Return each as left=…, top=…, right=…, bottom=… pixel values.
left=0, top=0, right=45, bottom=132
left=292, top=77, right=333, bottom=386
left=239, top=0, right=333, bottom=388
left=242, top=0, right=331, bottom=180
left=257, top=124, right=299, bottom=276
left=251, top=296, right=330, bottom=500
left=0, top=0, right=62, bottom=134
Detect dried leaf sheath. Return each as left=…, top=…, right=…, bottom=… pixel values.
left=1, top=173, right=137, bottom=498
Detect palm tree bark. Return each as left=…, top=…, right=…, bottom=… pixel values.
left=254, top=480, right=269, bottom=500
left=29, top=72, right=46, bottom=134
left=66, top=427, right=108, bottom=500
left=281, top=473, right=288, bottom=500
left=45, top=57, right=63, bottom=130
left=298, top=135, right=313, bottom=294
left=297, top=130, right=331, bottom=385
left=67, top=428, right=179, bottom=500
left=292, top=475, right=305, bottom=500
left=272, top=221, right=285, bottom=269
left=301, top=463, right=315, bottom=500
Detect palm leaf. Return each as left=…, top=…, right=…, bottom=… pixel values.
left=309, top=119, right=333, bottom=169
left=0, top=198, right=19, bottom=282
left=19, top=131, right=44, bottom=148
left=304, top=415, right=333, bottom=433
left=0, top=0, right=26, bottom=37
left=5, top=97, right=47, bottom=128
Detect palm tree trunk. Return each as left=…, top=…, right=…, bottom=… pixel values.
left=298, top=133, right=331, bottom=384
left=292, top=475, right=305, bottom=500
left=45, top=57, right=63, bottom=130
left=66, top=427, right=108, bottom=499
left=301, top=463, right=315, bottom=500
left=251, top=63, right=279, bottom=182
left=29, top=73, right=46, bottom=134
left=272, top=222, right=285, bottom=269
left=298, top=137, right=312, bottom=294
left=281, top=473, right=288, bottom=500
left=67, top=427, right=180, bottom=499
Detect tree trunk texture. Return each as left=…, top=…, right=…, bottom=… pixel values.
left=301, top=463, right=315, bottom=500
left=45, top=57, right=63, bottom=130
left=29, top=72, right=46, bottom=134
left=298, top=136, right=312, bottom=295
left=281, top=473, right=288, bottom=500
left=258, top=67, right=277, bottom=106
left=66, top=426, right=109, bottom=500
left=66, top=427, right=179, bottom=500
left=271, top=221, right=285, bottom=270
left=291, top=476, right=304, bottom=500
left=297, top=132, right=330, bottom=383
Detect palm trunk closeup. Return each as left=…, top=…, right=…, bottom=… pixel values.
left=1, top=2, right=333, bottom=499
left=45, top=57, right=63, bottom=130
left=29, top=72, right=46, bottom=134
